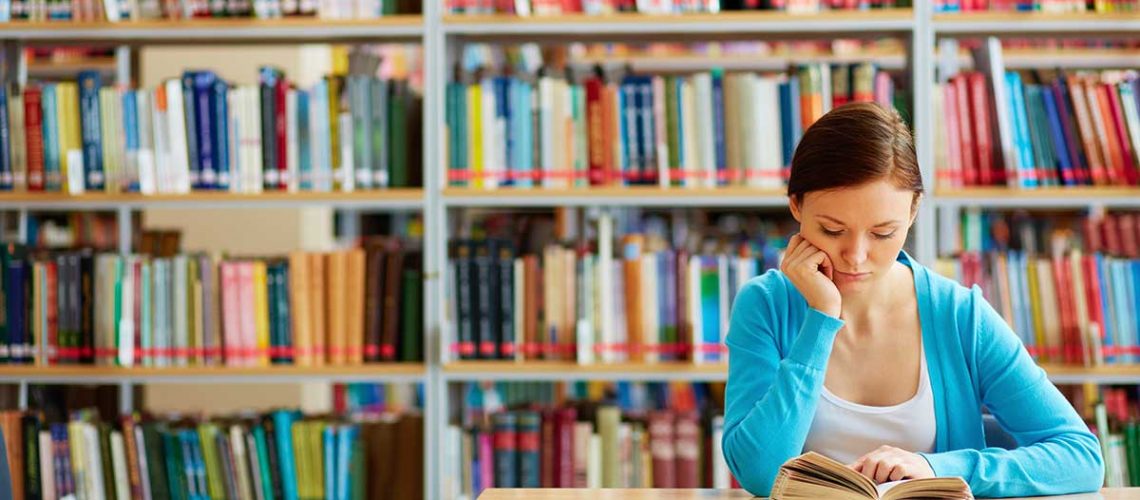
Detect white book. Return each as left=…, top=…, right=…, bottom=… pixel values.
left=246, top=430, right=266, bottom=500
left=226, top=87, right=240, bottom=193
left=173, top=255, right=189, bottom=366
left=337, top=111, right=355, bottom=192
left=679, top=78, right=697, bottom=189
left=231, top=426, right=255, bottom=500
left=287, top=88, right=300, bottom=192
left=163, top=79, right=192, bottom=194
left=598, top=212, right=615, bottom=363
left=118, top=256, right=135, bottom=367
left=576, top=254, right=595, bottom=365
left=756, top=76, right=783, bottom=189
left=540, top=77, right=556, bottom=189
left=611, top=260, right=627, bottom=363
left=587, top=433, right=602, bottom=488
left=1119, top=82, right=1140, bottom=167
left=712, top=415, right=730, bottom=488
left=39, top=431, right=55, bottom=500
left=480, top=79, right=498, bottom=189
left=84, top=424, right=106, bottom=500
left=133, top=425, right=152, bottom=500
left=110, top=431, right=130, bottom=500
left=249, top=87, right=266, bottom=194
left=689, top=255, right=706, bottom=364
left=641, top=253, right=659, bottom=364
left=693, top=73, right=716, bottom=188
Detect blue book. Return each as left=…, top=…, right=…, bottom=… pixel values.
left=700, top=255, right=722, bottom=363
left=212, top=77, right=230, bottom=191
left=0, top=85, right=11, bottom=190
left=1006, top=72, right=1037, bottom=188
left=494, top=77, right=510, bottom=187
left=1053, top=76, right=1090, bottom=184
left=638, top=76, right=656, bottom=185
left=323, top=425, right=336, bottom=500
left=518, top=82, right=533, bottom=189
left=177, top=431, right=198, bottom=499
left=508, top=79, right=526, bottom=188
left=122, top=90, right=140, bottom=192
left=1040, top=86, right=1075, bottom=186
left=272, top=410, right=299, bottom=500
left=78, top=71, right=104, bottom=191
left=182, top=71, right=202, bottom=189
left=711, top=69, right=726, bottom=185
left=1111, top=259, right=1132, bottom=364
left=193, top=72, right=216, bottom=189
left=298, top=90, right=312, bottom=191
left=617, top=81, right=630, bottom=185
left=659, top=251, right=675, bottom=361
left=41, top=83, right=61, bottom=191
left=1132, top=261, right=1140, bottom=363
left=1094, top=253, right=1115, bottom=364
left=4, top=246, right=27, bottom=363
left=516, top=411, right=541, bottom=488
left=673, top=77, right=685, bottom=185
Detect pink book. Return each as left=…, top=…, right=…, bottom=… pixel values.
left=675, top=413, right=700, bottom=488
left=479, top=432, right=495, bottom=492
left=954, top=76, right=977, bottom=186
left=220, top=262, right=242, bottom=367
left=1105, top=83, right=1137, bottom=185
left=238, top=262, right=257, bottom=367
left=943, top=83, right=963, bottom=187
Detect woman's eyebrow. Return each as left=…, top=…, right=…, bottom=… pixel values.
left=816, top=215, right=901, bottom=227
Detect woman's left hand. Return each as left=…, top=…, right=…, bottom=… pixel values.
left=849, top=446, right=936, bottom=484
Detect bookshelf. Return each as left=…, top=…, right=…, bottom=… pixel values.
left=3, top=4, right=1140, bottom=498
left=0, top=189, right=426, bottom=210
left=0, top=363, right=427, bottom=383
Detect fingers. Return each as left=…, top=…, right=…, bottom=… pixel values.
left=851, top=447, right=922, bottom=484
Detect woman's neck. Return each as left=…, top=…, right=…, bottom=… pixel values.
left=839, top=261, right=911, bottom=331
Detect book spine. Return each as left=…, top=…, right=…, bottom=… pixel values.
left=181, top=72, right=201, bottom=190
left=23, top=86, right=45, bottom=192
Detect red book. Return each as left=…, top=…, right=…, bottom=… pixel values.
left=968, top=72, right=995, bottom=186
left=1051, top=256, right=1076, bottom=364
left=649, top=410, right=676, bottom=488
left=1103, top=215, right=1122, bottom=257
left=1094, top=83, right=1126, bottom=186
left=46, top=261, right=58, bottom=365
left=555, top=407, right=576, bottom=488
left=1081, top=254, right=1106, bottom=362
left=1104, top=83, right=1137, bottom=185
left=275, top=77, right=289, bottom=190
left=23, top=86, right=45, bottom=192
left=585, top=78, right=606, bottom=186
left=954, top=76, right=977, bottom=186
left=541, top=408, right=556, bottom=488
left=1119, top=214, right=1139, bottom=259
left=675, top=412, right=700, bottom=488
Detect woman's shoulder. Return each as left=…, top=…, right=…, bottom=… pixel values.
left=912, top=260, right=987, bottom=331
left=738, top=268, right=800, bottom=307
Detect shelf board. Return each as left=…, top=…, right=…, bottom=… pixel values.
left=933, top=187, right=1140, bottom=209
left=0, top=189, right=425, bottom=210
left=1041, top=364, right=1140, bottom=385
left=0, top=16, right=424, bottom=44
left=0, top=363, right=426, bottom=383
left=933, top=11, right=1140, bottom=36
left=442, top=361, right=729, bottom=382
left=443, top=9, right=913, bottom=38
left=443, top=186, right=790, bottom=208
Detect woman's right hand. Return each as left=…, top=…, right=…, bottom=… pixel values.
left=781, top=234, right=842, bottom=318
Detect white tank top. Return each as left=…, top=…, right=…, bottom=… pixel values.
left=801, top=344, right=936, bottom=465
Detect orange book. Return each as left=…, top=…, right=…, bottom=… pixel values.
left=346, top=248, right=366, bottom=364
left=327, top=251, right=348, bottom=365
left=622, top=234, right=645, bottom=362
left=1093, top=82, right=1126, bottom=185
left=1067, top=76, right=1108, bottom=185
left=309, top=252, right=327, bottom=366
left=288, top=252, right=312, bottom=366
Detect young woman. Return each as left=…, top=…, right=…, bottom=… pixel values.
left=721, top=102, right=1104, bottom=497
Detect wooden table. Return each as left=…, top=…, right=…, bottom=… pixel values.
left=478, top=488, right=1140, bottom=499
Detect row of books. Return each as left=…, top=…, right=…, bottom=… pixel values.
left=0, top=238, right=424, bottom=366
left=0, top=0, right=421, bottom=21
left=934, top=0, right=1137, bottom=12
left=447, top=211, right=784, bottom=363
left=444, top=0, right=909, bottom=15
left=935, top=67, right=1140, bottom=188
left=445, top=63, right=898, bottom=189
left=0, top=67, right=423, bottom=194
left=935, top=39, right=1140, bottom=189
left=0, top=409, right=424, bottom=500
left=934, top=210, right=1140, bottom=366
left=445, top=402, right=732, bottom=499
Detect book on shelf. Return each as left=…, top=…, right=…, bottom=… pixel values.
left=0, top=235, right=423, bottom=366
left=934, top=0, right=1136, bottom=13
left=448, top=210, right=789, bottom=364
left=445, top=0, right=910, bottom=16
left=935, top=209, right=1140, bottom=367
left=0, top=65, right=422, bottom=194
left=933, top=37, right=1140, bottom=189
left=0, top=408, right=424, bottom=500
left=445, top=62, right=901, bottom=190
left=446, top=383, right=731, bottom=499
left=770, top=451, right=972, bottom=500
left=1, top=0, right=421, bottom=22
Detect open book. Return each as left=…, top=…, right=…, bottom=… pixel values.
left=770, top=452, right=973, bottom=500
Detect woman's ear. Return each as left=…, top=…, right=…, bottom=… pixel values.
left=789, top=195, right=802, bottom=223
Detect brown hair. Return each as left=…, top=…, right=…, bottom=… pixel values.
left=787, top=102, right=923, bottom=210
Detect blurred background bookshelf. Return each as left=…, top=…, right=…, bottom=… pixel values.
left=0, top=0, right=1139, bottom=498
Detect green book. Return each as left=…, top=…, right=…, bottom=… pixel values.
left=388, top=83, right=408, bottom=188
left=99, top=422, right=117, bottom=500
left=198, top=424, right=226, bottom=500
left=161, top=431, right=187, bottom=500
left=22, top=414, right=41, bottom=500
left=399, top=253, right=422, bottom=362
left=293, top=421, right=310, bottom=500
left=253, top=424, right=275, bottom=500
left=350, top=435, right=365, bottom=500
left=142, top=423, right=171, bottom=500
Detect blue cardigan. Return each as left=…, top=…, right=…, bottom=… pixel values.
left=722, top=251, right=1104, bottom=498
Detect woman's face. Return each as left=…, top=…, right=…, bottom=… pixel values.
left=789, top=179, right=917, bottom=294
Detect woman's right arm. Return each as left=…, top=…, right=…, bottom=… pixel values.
left=721, top=276, right=846, bottom=496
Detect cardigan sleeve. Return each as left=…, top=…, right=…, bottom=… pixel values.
left=920, top=286, right=1104, bottom=497
left=721, top=276, right=846, bottom=496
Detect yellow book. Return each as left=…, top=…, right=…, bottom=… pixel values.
left=1026, top=257, right=1046, bottom=361
left=292, top=422, right=309, bottom=498
left=56, top=83, right=79, bottom=193
left=252, top=260, right=270, bottom=367
left=771, top=452, right=972, bottom=500
left=327, top=77, right=341, bottom=180
left=468, top=83, right=483, bottom=189
left=310, top=421, right=325, bottom=498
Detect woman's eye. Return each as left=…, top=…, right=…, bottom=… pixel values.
left=873, top=232, right=897, bottom=240
left=821, top=228, right=843, bottom=237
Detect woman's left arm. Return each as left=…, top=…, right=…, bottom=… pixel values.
left=919, top=286, right=1104, bottom=498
